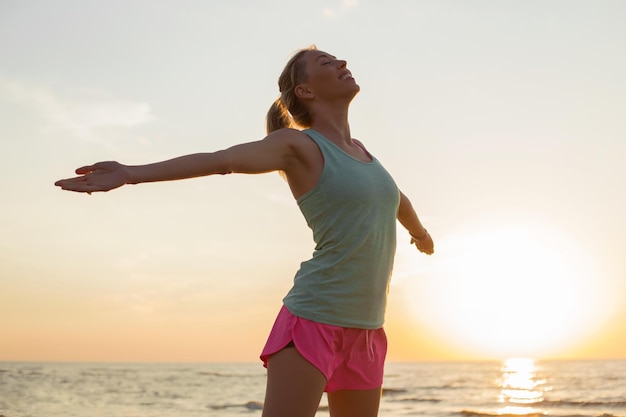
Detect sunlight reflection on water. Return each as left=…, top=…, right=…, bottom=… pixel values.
left=497, top=358, right=548, bottom=415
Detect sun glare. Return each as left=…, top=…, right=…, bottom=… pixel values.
left=398, top=219, right=615, bottom=359
left=498, top=358, right=546, bottom=415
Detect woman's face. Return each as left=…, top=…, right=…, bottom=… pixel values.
left=299, top=50, right=360, bottom=102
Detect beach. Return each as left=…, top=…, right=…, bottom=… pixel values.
left=1, top=359, right=624, bottom=417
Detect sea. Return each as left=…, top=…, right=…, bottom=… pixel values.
left=1, top=359, right=624, bottom=417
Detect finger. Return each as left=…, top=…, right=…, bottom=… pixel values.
left=55, top=176, right=87, bottom=187
left=75, top=164, right=97, bottom=175
left=59, top=182, right=98, bottom=193
left=55, top=178, right=78, bottom=187
left=55, top=176, right=97, bottom=193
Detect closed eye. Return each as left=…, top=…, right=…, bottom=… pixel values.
left=315, top=54, right=336, bottom=66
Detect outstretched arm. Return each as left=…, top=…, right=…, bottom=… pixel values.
left=397, top=190, right=434, bottom=255
left=55, top=129, right=301, bottom=194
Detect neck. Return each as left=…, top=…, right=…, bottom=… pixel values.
left=308, top=102, right=352, bottom=143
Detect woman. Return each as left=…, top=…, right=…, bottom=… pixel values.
left=55, top=46, right=434, bottom=417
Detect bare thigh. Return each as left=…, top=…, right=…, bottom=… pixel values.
left=262, top=347, right=327, bottom=417
left=328, top=387, right=382, bottom=417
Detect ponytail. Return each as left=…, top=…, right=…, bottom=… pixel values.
left=266, top=98, right=292, bottom=134
left=266, top=46, right=317, bottom=135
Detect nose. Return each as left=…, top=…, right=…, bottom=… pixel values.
left=337, top=59, right=347, bottom=68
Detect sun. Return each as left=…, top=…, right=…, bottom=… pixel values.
left=395, top=218, right=615, bottom=359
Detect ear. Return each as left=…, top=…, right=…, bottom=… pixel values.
left=295, top=84, right=314, bottom=100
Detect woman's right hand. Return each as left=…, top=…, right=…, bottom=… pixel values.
left=411, top=232, right=434, bottom=255
left=55, top=161, right=131, bottom=194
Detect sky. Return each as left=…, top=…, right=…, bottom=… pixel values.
left=1, top=0, right=625, bottom=363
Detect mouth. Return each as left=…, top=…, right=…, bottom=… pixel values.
left=339, top=71, right=353, bottom=80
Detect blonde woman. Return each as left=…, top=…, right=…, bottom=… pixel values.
left=56, top=46, right=434, bottom=417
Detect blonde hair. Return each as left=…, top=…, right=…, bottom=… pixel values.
left=266, top=46, right=317, bottom=134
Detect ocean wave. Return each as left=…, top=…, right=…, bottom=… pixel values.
left=382, top=387, right=441, bottom=403
left=389, top=397, right=442, bottom=403
left=459, top=410, right=621, bottom=417
left=197, top=371, right=263, bottom=378
left=459, top=410, right=545, bottom=417
left=384, top=383, right=465, bottom=391
left=543, top=399, right=626, bottom=408
left=208, top=400, right=263, bottom=410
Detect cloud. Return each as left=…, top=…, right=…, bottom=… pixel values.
left=0, top=75, right=155, bottom=141
left=323, top=0, right=359, bottom=19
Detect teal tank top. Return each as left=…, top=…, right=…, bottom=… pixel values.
left=282, top=129, right=400, bottom=329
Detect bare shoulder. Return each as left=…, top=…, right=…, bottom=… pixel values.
left=266, top=128, right=320, bottom=159
left=266, top=128, right=311, bottom=145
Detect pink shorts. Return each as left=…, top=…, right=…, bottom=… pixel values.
left=260, top=305, right=387, bottom=392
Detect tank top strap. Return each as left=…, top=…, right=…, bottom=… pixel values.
left=302, top=129, right=337, bottom=159
left=302, top=128, right=373, bottom=165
